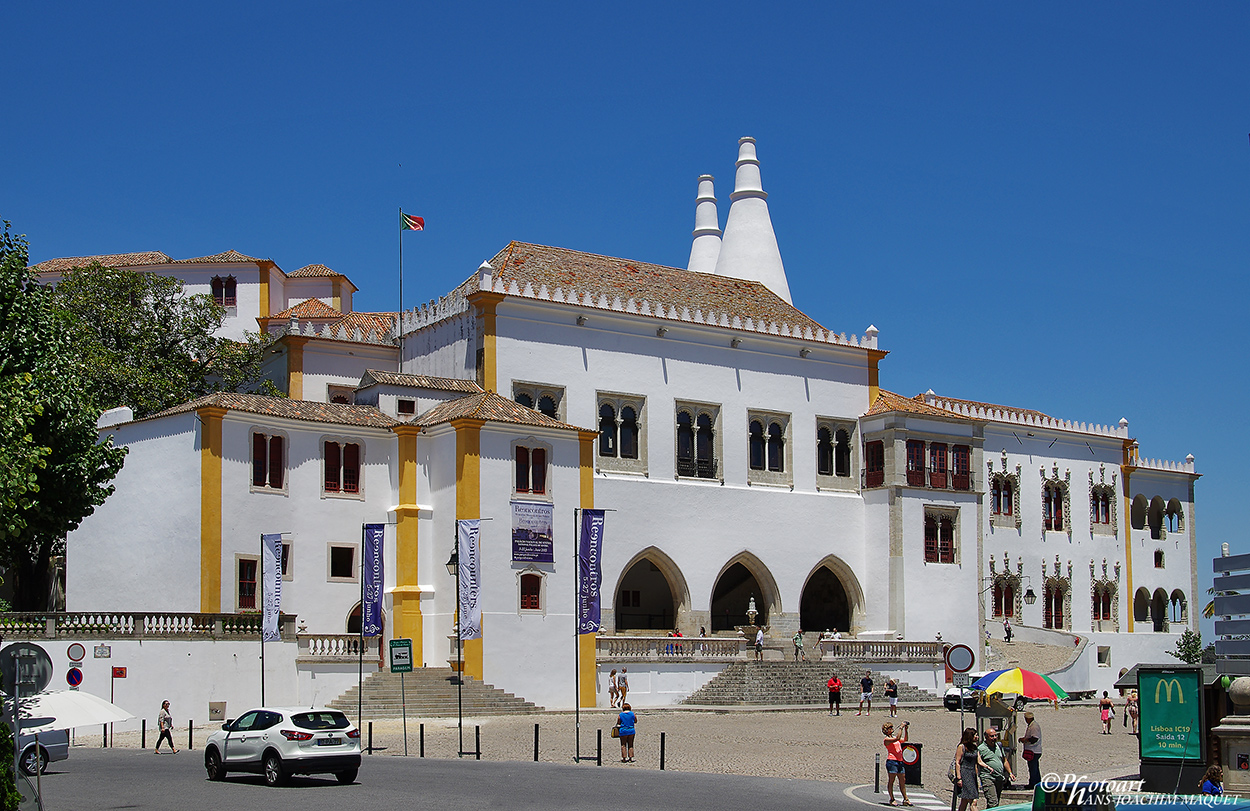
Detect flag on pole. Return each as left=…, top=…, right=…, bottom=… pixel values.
left=577, top=510, right=606, bottom=634
left=457, top=519, right=482, bottom=640
left=261, top=534, right=283, bottom=642
left=401, top=212, right=424, bottom=231
left=362, top=524, right=385, bottom=638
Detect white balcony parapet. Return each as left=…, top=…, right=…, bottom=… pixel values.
left=816, top=639, right=945, bottom=662
left=0, top=612, right=296, bottom=639
left=297, top=633, right=380, bottom=663
left=596, top=635, right=746, bottom=661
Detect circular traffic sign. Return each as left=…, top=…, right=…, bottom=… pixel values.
left=901, top=744, right=920, bottom=765
left=66, top=667, right=83, bottom=687
left=945, top=643, right=975, bottom=674
left=0, top=643, right=53, bottom=695
left=67, top=643, right=86, bottom=662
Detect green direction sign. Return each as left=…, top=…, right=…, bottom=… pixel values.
left=1138, top=667, right=1204, bottom=761
left=389, top=638, right=413, bottom=673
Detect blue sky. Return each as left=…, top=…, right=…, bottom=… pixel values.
left=5, top=2, right=1247, bottom=638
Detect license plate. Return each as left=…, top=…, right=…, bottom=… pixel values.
left=318, top=737, right=340, bottom=746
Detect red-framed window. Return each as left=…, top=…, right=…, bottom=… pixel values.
left=324, top=441, right=360, bottom=494
left=520, top=573, right=542, bottom=610
left=929, top=443, right=947, bottom=489
left=1092, top=490, right=1112, bottom=525
left=1043, top=585, right=1064, bottom=629
left=992, top=477, right=1013, bottom=515
left=238, top=558, right=257, bottom=609
left=211, top=275, right=237, bottom=308
left=1043, top=484, right=1065, bottom=531
left=952, top=445, right=970, bottom=490
left=992, top=584, right=1003, bottom=617
left=252, top=433, right=284, bottom=490
left=864, top=440, right=885, bottom=487
left=906, top=440, right=925, bottom=487
left=923, top=515, right=955, bottom=564
left=515, top=446, right=547, bottom=494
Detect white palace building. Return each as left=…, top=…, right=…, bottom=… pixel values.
left=36, top=138, right=1199, bottom=712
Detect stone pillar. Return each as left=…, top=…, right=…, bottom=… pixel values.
left=1214, top=678, right=1250, bottom=793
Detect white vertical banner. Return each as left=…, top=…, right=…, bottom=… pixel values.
left=457, top=519, right=482, bottom=640
left=261, top=533, right=283, bottom=642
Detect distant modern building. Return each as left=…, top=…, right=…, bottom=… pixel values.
left=43, top=138, right=1200, bottom=707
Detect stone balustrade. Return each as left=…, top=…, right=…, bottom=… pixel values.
left=596, top=635, right=745, bottom=661
left=816, top=639, right=944, bottom=662
left=0, top=612, right=297, bottom=640
left=296, top=634, right=380, bottom=662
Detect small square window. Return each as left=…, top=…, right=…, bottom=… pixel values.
left=281, top=543, right=292, bottom=580
left=1097, top=646, right=1111, bottom=667
left=328, top=545, right=357, bottom=581
left=520, top=573, right=542, bottom=612
left=397, top=399, right=416, bottom=415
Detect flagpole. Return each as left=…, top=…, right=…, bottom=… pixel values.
left=260, top=532, right=266, bottom=706
left=358, top=523, right=365, bottom=731
left=398, top=208, right=404, bottom=373
left=574, top=507, right=581, bottom=762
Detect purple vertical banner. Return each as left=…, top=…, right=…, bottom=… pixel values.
left=261, top=534, right=283, bottom=643
left=577, top=510, right=605, bottom=634
left=362, top=524, right=384, bottom=638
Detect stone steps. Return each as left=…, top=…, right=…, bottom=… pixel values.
left=684, top=661, right=939, bottom=706
left=329, top=667, right=543, bottom=717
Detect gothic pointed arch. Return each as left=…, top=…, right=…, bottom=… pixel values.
left=709, top=551, right=782, bottom=632
left=611, top=546, right=692, bottom=632
left=800, top=555, right=866, bottom=634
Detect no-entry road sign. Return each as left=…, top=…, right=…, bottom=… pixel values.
left=945, top=644, right=975, bottom=674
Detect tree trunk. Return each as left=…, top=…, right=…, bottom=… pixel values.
left=13, top=543, right=51, bottom=612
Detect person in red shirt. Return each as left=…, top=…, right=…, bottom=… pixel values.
left=827, top=675, right=843, bottom=716
left=882, top=721, right=912, bottom=805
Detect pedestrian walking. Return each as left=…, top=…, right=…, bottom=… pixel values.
left=154, top=700, right=177, bottom=754
left=976, top=726, right=1015, bottom=808
left=1126, top=689, right=1140, bottom=734
left=608, top=668, right=620, bottom=708
left=1018, top=712, right=1042, bottom=789
left=755, top=627, right=764, bottom=661
left=827, top=674, right=843, bottom=715
left=882, top=721, right=913, bottom=806
left=618, top=668, right=629, bottom=706
left=617, top=703, right=637, bottom=763
left=792, top=629, right=805, bottom=662
left=954, top=727, right=985, bottom=811
left=1099, top=691, right=1115, bottom=734
left=698, top=626, right=707, bottom=655
left=1200, top=765, right=1224, bottom=796
left=886, top=678, right=899, bottom=717
left=857, top=671, right=873, bottom=716
left=1003, top=618, right=1013, bottom=643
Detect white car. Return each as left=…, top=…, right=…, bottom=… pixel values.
left=203, top=706, right=361, bottom=786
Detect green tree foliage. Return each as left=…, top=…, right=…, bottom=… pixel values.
left=1167, top=628, right=1205, bottom=665
left=0, top=223, right=127, bottom=609
left=50, top=263, right=281, bottom=417
left=0, top=722, right=18, bottom=811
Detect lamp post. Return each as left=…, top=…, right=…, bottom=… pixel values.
left=445, top=541, right=463, bottom=757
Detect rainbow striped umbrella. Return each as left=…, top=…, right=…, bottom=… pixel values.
left=971, top=668, right=1069, bottom=701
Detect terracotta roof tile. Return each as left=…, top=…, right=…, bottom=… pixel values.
left=864, top=390, right=970, bottom=419
left=918, top=394, right=1052, bottom=421
left=31, top=251, right=173, bottom=274
left=413, top=391, right=586, bottom=432
left=329, top=312, right=396, bottom=336
left=145, top=393, right=398, bottom=428
left=477, top=242, right=829, bottom=336
left=274, top=299, right=342, bottom=319
left=172, top=250, right=264, bottom=264
left=360, top=370, right=483, bottom=394
left=287, top=264, right=340, bottom=278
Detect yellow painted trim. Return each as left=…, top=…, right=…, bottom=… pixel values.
left=468, top=291, right=505, bottom=393
left=867, top=349, right=888, bottom=405
left=198, top=406, right=228, bottom=613
left=259, top=263, right=271, bottom=317
left=331, top=278, right=342, bottom=312
left=578, top=431, right=596, bottom=509
left=286, top=336, right=308, bottom=400
left=391, top=424, right=423, bottom=653
left=453, top=418, right=485, bottom=680
left=579, top=633, right=597, bottom=707
left=1122, top=447, right=1135, bottom=632
left=578, top=429, right=598, bottom=706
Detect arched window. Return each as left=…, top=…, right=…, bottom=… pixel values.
left=598, top=403, right=617, bottom=457
left=835, top=429, right=851, bottom=478
left=993, top=584, right=1004, bottom=617
left=1043, top=483, right=1065, bottom=531
left=1004, top=583, right=1015, bottom=615
left=749, top=420, right=766, bottom=471
left=1131, top=495, right=1147, bottom=530
left=537, top=395, right=557, bottom=418
left=1101, top=589, right=1113, bottom=620
left=1043, top=582, right=1067, bottom=629
left=1170, top=590, right=1187, bottom=624
left=992, top=477, right=1014, bottom=516
left=620, top=406, right=639, bottom=460
left=695, top=413, right=715, bottom=477
left=1148, top=496, right=1165, bottom=539
left=767, top=422, right=784, bottom=472
left=1091, top=488, right=1112, bottom=525
left=515, top=392, right=534, bottom=409
left=816, top=427, right=834, bottom=476
left=211, top=275, right=236, bottom=307
left=520, top=573, right=542, bottom=611
left=676, top=411, right=695, bottom=475
left=1154, top=549, right=1165, bottom=568
left=1166, top=499, right=1183, bottom=533
left=1133, top=587, right=1150, bottom=622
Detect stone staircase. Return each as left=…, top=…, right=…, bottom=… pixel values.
left=683, top=660, right=939, bottom=706
left=328, top=667, right=543, bottom=718
left=985, top=637, right=1076, bottom=675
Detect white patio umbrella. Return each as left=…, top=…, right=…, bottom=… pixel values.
left=15, top=690, right=134, bottom=732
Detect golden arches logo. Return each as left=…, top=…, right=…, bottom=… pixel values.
left=1155, top=678, right=1185, bottom=704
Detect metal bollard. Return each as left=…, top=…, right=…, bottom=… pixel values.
left=102, top=724, right=107, bottom=748
left=596, top=729, right=601, bottom=766
left=188, top=721, right=193, bottom=751
left=475, top=725, right=481, bottom=760
left=368, top=722, right=373, bottom=754
left=141, top=719, right=146, bottom=750
left=534, top=723, right=539, bottom=762
left=875, top=752, right=880, bottom=793
left=420, top=723, right=425, bottom=758
left=660, top=731, right=666, bottom=771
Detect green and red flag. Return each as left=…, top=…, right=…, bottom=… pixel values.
left=401, top=212, right=424, bottom=231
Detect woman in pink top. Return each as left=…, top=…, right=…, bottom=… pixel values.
left=882, top=721, right=912, bottom=806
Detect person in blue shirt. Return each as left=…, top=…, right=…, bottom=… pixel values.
left=1200, top=765, right=1223, bottom=796
left=618, top=703, right=637, bottom=762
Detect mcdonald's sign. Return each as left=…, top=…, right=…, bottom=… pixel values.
left=1138, top=668, right=1204, bottom=762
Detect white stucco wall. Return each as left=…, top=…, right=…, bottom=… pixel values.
left=298, top=341, right=398, bottom=403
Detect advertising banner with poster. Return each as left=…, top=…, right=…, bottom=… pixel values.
left=577, top=510, right=605, bottom=633
left=1138, top=666, right=1205, bottom=762
left=511, top=501, right=554, bottom=563
left=361, top=524, right=385, bottom=638
left=261, top=533, right=283, bottom=642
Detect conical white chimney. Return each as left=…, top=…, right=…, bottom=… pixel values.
left=687, top=174, right=721, bottom=273
left=713, top=137, right=792, bottom=303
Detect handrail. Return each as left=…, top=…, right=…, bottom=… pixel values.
left=816, top=639, right=945, bottom=662
left=0, top=612, right=298, bottom=640
left=597, top=635, right=744, bottom=661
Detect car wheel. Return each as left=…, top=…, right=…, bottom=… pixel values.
left=205, top=748, right=226, bottom=781
left=19, top=746, right=46, bottom=776
left=263, top=752, right=285, bottom=787
left=335, top=768, right=358, bottom=784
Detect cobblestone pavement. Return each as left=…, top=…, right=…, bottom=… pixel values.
left=85, top=703, right=1142, bottom=786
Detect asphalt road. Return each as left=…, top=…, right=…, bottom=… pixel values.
left=37, top=748, right=866, bottom=811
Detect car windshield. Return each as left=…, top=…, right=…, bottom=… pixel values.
left=290, top=711, right=350, bottom=730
